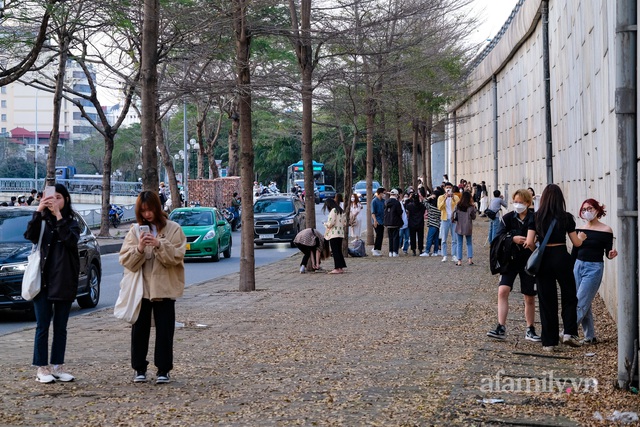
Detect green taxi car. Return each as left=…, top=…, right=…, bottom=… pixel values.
left=169, top=207, right=232, bottom=262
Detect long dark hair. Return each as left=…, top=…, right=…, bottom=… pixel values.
left=457, top=191, right=473, bottom=212
left=135, top=190, right=168, bottom=229
left=535, top=184, right=570, bottom=236
left=323, top=197, right=343, bottom=215
left=42, top=183, right=74, bottom=219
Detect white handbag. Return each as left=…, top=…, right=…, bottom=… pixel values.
left=21, top=220, right=45, bottom=301
left=114, top=225, right=144, bottom=324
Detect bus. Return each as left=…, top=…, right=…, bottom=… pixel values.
left=286, top=160, right=325, bottom=194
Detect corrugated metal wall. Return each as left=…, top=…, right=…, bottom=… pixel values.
left=449, top=0, right=619, bottom=318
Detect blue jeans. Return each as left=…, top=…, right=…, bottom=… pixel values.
left=425, top=226, right=440, bottom=254
left=456, top=234, right=473, bottom=260
left=32, top=289, right=73, bottom=366
left=574, top=260, right=604, bottom=340
left=439, top=219, right=458, bottom=257
left=399, top=227, right=410, bottom=252
left=488, top=217, right=500, bottom=243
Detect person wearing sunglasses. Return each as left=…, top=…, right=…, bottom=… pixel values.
left=572, top=199, right=618, bottom=344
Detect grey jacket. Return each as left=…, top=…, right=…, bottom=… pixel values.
left=454, top=206, right=477, bottom=236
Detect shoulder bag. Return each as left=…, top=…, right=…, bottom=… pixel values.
left=114, top=225, right=144, bottom=324
left=525, top=218, right=557, bottom=277
left=21, top=220, right=45, bottom=301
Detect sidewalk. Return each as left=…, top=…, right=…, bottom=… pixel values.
left=0, top=220, right=631, bottom=425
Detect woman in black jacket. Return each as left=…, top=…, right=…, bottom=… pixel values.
left=405, top=194, right=426, bottom=256
left=24, top=184, right=80, bottom=383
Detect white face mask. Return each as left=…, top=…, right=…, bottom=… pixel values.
left=351, top=197, right=356, bottom=202
left=582, top=211, right=596, bottom=222
left=513, top=203, right=527, bottom=214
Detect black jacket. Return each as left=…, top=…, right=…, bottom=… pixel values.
left=383, top=197, right=403, bottom=228
left=405, top=200, right=425, bottom=229
left=496, top=210, right=534, bottom=265
left=24, top=211, right=80, bottom=301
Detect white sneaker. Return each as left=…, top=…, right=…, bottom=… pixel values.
left=452, top=256, right=459, bottom=263
left=419, top=252, right=429, bottom=257
left=389, top=252, right=393, bottom=257
left=36, top=367, right=56, bottom=383
left=300, top=265, right=306, bottom=274
left=371, top=250, right=382, bottom=257
left=51, top=365, right=75, bottom=382
left=437, top=250, right=443, bottom=256
left=441, top=256, right=447, bottom=262
left=393, top=252, right=399, bottom=257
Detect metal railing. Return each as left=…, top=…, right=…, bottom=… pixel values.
left=0, top=178, right=141, bottom=196
left=76, top=204, right=136, bottom=228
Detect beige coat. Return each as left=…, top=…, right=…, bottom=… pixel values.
left=324, top=208, right=346, bottom=240
left=119, top=221, right=186, bottom=300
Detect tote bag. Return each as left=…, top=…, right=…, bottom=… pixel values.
left=525, top=219, right=557, bottom=277
left=114, top=225, right=144, bottom=324
left=21, top=221, right=45, bottom=301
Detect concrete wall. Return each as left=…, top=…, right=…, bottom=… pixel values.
left=448, top=0, right=620, bottom=319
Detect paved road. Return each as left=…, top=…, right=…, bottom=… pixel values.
left=0, top=230, right=298, bottom=335
left=0, top=208, right=328, bottom=336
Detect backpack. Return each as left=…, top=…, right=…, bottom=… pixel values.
left=348, top=238, right=367, bottom=257
left=489, top=231, right=514, bottom=275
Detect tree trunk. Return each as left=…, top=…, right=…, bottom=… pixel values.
left=234, top=0, right=255, bottom=292
left=46, top=33, right=70, bottom=184
left=412, top=118, right=419, bottom=191
left=365, top=96, right=375, bottom=245
left=155, top=114, right=180, bottom=212
left=425, top=113, right=433, bottom=188
left=227, top=102, right=240, bottom=176
left=99, top=132, right=115, bottom=237
left=396, top=111, right=404, bottom=190
left=140, top=0, right=160, bottom=192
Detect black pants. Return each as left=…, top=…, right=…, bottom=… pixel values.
left=409, top=226, right=424, bottom=253
left=131, top=298, right=176, bottom=374
left=535, top=246, right=579, bottom=346
left=329, top=238, right=347, bottom=269
left=374, top=223, right=385, bottom=250
left=387, top=227, right=400, bottom=254
left=296, top=243, right=316, bottom=266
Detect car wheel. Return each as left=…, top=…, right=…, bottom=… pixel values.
left=211, top=243, right=220, bottom=262
left=24, top=306, right=36, bottom=321
left=255, top=242, right=264, bottom=246
left=223, top=237, right=232, bottom=258
left=77, top=262, right=100, bottom=308
left=290, top=240, right=297, bottom=248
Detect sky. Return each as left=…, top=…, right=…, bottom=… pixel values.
left=467, top=0, right=520, bottom=46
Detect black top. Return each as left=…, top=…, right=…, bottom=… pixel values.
left=497, top=210, right=534, bottom=263
left=530, top=213, right=576, bottom=244
left=571, top=229, right=613, bottom=262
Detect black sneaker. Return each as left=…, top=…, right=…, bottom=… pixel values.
left=487, top=324, right=506, bottom=340
left=133, top=371, right=147, bottom=383
left=525, top=326, right=542, bottom=342
left=156, top=372, right=170, bottom=384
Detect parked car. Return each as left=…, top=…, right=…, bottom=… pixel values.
left=0, top=207, right=102, bottom=315
left=169, top=207, right=232, bottom=262
left=253, top=195, right=306, bottom=247
left=353, top=180, right=382, bottom=203
left=318, top=185, right=337, bottom=203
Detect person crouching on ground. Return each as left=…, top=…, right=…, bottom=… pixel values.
left=294, top=228, right=330, bottom=273
left=119, top=191, right=186, bottom=384
left=487, top=189, right=541, bottom=342
left=24, top=184, right=80, bottom=383
left=323, top=197, right=347, bottom=274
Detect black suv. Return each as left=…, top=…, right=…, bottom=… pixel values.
left=0, top=207, right=102, bottom=314
left=253, top=195, right=306, bottom=247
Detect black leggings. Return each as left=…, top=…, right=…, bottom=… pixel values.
left=535, top=246, right=578, bottom=346
left=409, top=226, right=424, bottom=253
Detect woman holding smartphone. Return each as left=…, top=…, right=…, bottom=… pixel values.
left=119, top=191, right=186, bottom=384
left=24, top=184, right=80, bottom=383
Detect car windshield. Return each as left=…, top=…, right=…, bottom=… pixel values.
left=170, top=211, right=213, bottom=226
left=0, top=211, right=31, bottom=242
left=254, top=199, right=294, bottom=214
left=325, top=186, right=335, bottom=191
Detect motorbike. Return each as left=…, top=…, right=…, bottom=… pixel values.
left=109, top=204, right=124, bottom=228
left=221, top=207, right=241, bottom=231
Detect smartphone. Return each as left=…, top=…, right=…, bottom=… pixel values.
left=44, top=186, right=55, bottom=198
left=139, top=225, right=150, bottom=235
